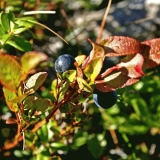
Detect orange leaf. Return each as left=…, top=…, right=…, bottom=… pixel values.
left=0, top=53, right=22, bottom=91
left=20, top=51, right=48, bottom=79
left=141, top=38, right=160, bottom=68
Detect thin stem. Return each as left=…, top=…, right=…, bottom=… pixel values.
left=109, top=129, right=119, bottom=145
left=96, top=0, right=112, bottom=43
left=23, top=19, right=68, bottom=44
left=31, top=81, right=78, bottom=132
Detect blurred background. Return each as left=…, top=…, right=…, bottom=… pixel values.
left=0, top=0, right=160, bottom=159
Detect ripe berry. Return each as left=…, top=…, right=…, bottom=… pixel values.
left=55, top=54, right=76, bottom=73
left=93, top=89, right=117, bottom=109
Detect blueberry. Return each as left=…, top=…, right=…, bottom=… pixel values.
left=55, top=54, right=76, bottom=73
left=93, top=89, right=117, bottom=109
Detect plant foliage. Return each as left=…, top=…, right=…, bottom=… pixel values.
left=0, top=3, right=160, bottom=160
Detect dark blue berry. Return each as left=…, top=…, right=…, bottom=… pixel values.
left=93, top=89, right=117, bottom=109
left=55, top=54, right=76, bottom=73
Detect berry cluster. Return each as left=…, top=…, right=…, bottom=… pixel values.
left=55, top=54, right=117, bottom=109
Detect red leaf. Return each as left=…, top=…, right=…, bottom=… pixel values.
left=95, top=71, right=139, bottom=92
left=98, top=53, right=144, bottom=80
left=141, top=38, right=160, bottom=68
left=100, top=36, right=142, bottom=56
left=117, top=53, right=145, bottom=78
left=94, top=54, right=144, bottom=92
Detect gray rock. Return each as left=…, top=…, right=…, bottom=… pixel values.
left=37, top=0, right=160, bottom=55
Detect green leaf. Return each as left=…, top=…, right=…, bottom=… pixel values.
left=0, top=54, right=22, bottom=91
left=13, top=16, right=34, bottom=34
left=21, top=114, right=31, bottom=123
left=75, top=55, right=86, bottom=66
left=34, top=98, right=50, bottom=112
left=23, top=95, right=36, bottom=110
left=82, top=39, right=105, bottom=69
left=1, top=33, right=12, bottom=45
left=130, top=97, right=150, bottom=121
left=6, top=36, right=32, bottom=52
left=15, top=17, right=35, bottom=28
left=38, top=151, right=51, bottom=160
left=0, top=25, right=5, bottom=36
left=0, top=11, right=10, bottom=32
left=20, top=51, right=48, bottom=74
left=50, top=142, right=68, bottom=151
left=10, top=93, right=29, bottom=104
left=37, top=124, right=49, bottom=143
left=24, top=131, right=38, bottom=147
left=25, top=72, right=48, bottom=94
left=3, top=87, right=19, bottom=112
left=0, top=11, right=15, bottom=32
left=8, top=11, right=15, bottom=31
left=82, top=40, right=105, bottom=82
left=60, top=102, right=82, bottom=113
left=77, top=77, right=93, bottom=92
left=36, top=122, right=54, bottom=143
left=10, top=21, right=15, bottom=32
left=51, top=156, right=62, bottom=160
left=88, top=134, right=106, bottom=159
left=58, top=80, right=70, bottom=102
left=84, top=57, right=103, bottom=82
left=14, top=150, right=23, bottom=158
left=51, top=79, right=58, bottom=100
left=71, top=131, right=88, bottom=150
left=13, top=27, right=29, bottom=34
left=68, top=102, right=82, bottom=112
left=50, top=121, right=60, bottom=136
left=62, top=70, right=76, bottom=82
left=74, top=91, right=91, bottom=104
left=36, top=149, right=51, bottom=160
left=8, top=11, right=15, bottom=22
left=119, top=122, right=148, bottom=134
left=59, top=103, right=70, bottom=113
